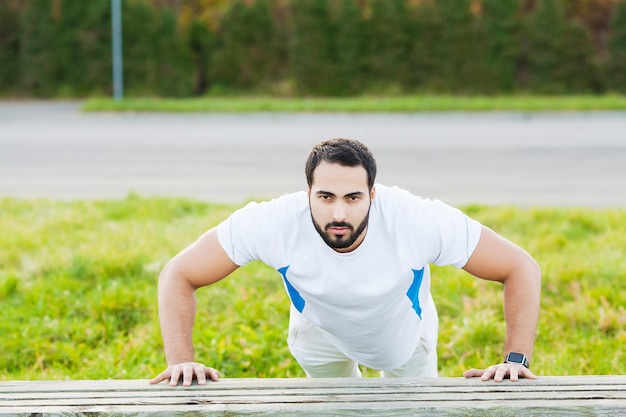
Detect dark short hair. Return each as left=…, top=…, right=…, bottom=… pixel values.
left=305, top=138, right=377, bottom=190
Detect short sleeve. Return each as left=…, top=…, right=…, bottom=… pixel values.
left=215, top=192, right=308, bottom=267
left=372, top=185, right=482, bottom=269
left=429, top=200, right=482, bottom=268
left=216, top=201, right=263, bottom=266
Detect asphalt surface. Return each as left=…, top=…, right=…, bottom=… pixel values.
left=1, top=101, right=625, bottom=208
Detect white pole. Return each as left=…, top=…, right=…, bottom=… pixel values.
left=111, top=0, right=123, bottom=101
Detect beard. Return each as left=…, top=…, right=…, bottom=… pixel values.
left=311, top=208, right=370, bottom=250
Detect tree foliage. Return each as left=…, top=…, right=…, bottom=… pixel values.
left=0, top=3, right=19, bottom=94
left=289, top=0, right=338, bottom=95
left=525, top=0, right=596, bottom=93
left=17, top=0, right=59, bottom=97
left=608, top=0, right=626, bottom=91
left=55, top=0, right=112, bottom=96
left=476, top=0, right=522, bottom=93
left=210, top=0, right=285, bottom=91
left=334, top=0, right=368, bottom=95
left=365, top=0, right=411, bottom=90
left=1, top=0, right=625, bottom=97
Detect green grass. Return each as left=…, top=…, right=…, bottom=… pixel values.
left=82, top=95, right=626, bottom=113
left=1, top=196, right=624, bottom=380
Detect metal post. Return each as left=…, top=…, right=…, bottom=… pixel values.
left=111, top=0, right=124, bottom=101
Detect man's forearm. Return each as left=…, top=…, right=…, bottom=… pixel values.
left=158, top=269, right=197, bottom=365
left=503, top=260, right=541, bottom=361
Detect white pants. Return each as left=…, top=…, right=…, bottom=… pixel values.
left=287, top=298, right=439, bottom=378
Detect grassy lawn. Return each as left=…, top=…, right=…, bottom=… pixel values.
left=82, top=95, right=626, bottom=113
left=1, top=196, right=624, bottom=380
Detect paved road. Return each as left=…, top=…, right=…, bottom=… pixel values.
left=1, top=101, right=625, bottom=207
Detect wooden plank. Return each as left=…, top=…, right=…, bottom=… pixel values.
left=2, top=375, right=626, bottom=393
left=1, top=404, right=625, bottom=417
left=2, top=376, right=625, bottom=395
left=0, top=376, right=624, bottom=416
left=2, top=383, right=626, bottom=401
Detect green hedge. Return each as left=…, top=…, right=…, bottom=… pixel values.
left=1, top=0, right=625, bottom=97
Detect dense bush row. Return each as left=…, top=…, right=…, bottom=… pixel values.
left=1, top=0, right=625, bottom=97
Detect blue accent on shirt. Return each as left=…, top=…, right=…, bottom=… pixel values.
left=278, top=265, right=305, bottom=313
left=407, top=268, right=424, bottom=319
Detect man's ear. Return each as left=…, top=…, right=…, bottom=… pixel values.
left=370, top=185, right=376, bottom=204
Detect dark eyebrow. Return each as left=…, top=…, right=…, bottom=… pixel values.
left=315, top=190, right=365, bottom=198
left=316, top=190, right=336, bottom=197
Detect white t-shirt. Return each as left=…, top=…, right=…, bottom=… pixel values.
left=216, top=184, right=482, bottom=370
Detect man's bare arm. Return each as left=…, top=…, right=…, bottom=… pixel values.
left=150, top=227, right=238, bottom=386
left=461, top=226, right=541, bottom=382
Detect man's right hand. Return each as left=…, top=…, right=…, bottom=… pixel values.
left=149, top=362, right=220, bottom=386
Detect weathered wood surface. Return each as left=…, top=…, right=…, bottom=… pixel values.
left=0, top=376, right=625, bottom=416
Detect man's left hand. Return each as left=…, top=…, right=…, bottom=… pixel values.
left=463, top=363, right=537, bottom=382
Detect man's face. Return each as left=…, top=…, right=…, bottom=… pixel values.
left=308, top=161, right=375, bottom=253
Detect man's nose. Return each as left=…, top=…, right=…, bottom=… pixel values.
left=332, top=202, right=347, bottom=222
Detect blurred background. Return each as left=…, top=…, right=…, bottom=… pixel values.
left=1, top=0, right=625, bottom=382
left=1, top=0, right=625, bottom=99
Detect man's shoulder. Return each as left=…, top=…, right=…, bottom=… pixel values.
left=374, top=184, right=426, bottom=206
left=373, top=184, right=459, bottom=219
left=220, top=191, right=309, bottom=241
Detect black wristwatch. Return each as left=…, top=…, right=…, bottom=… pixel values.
left=505, top=352, right=530, bottom=369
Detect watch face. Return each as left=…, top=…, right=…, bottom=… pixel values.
left=508, top=352, right=525, bottom=363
